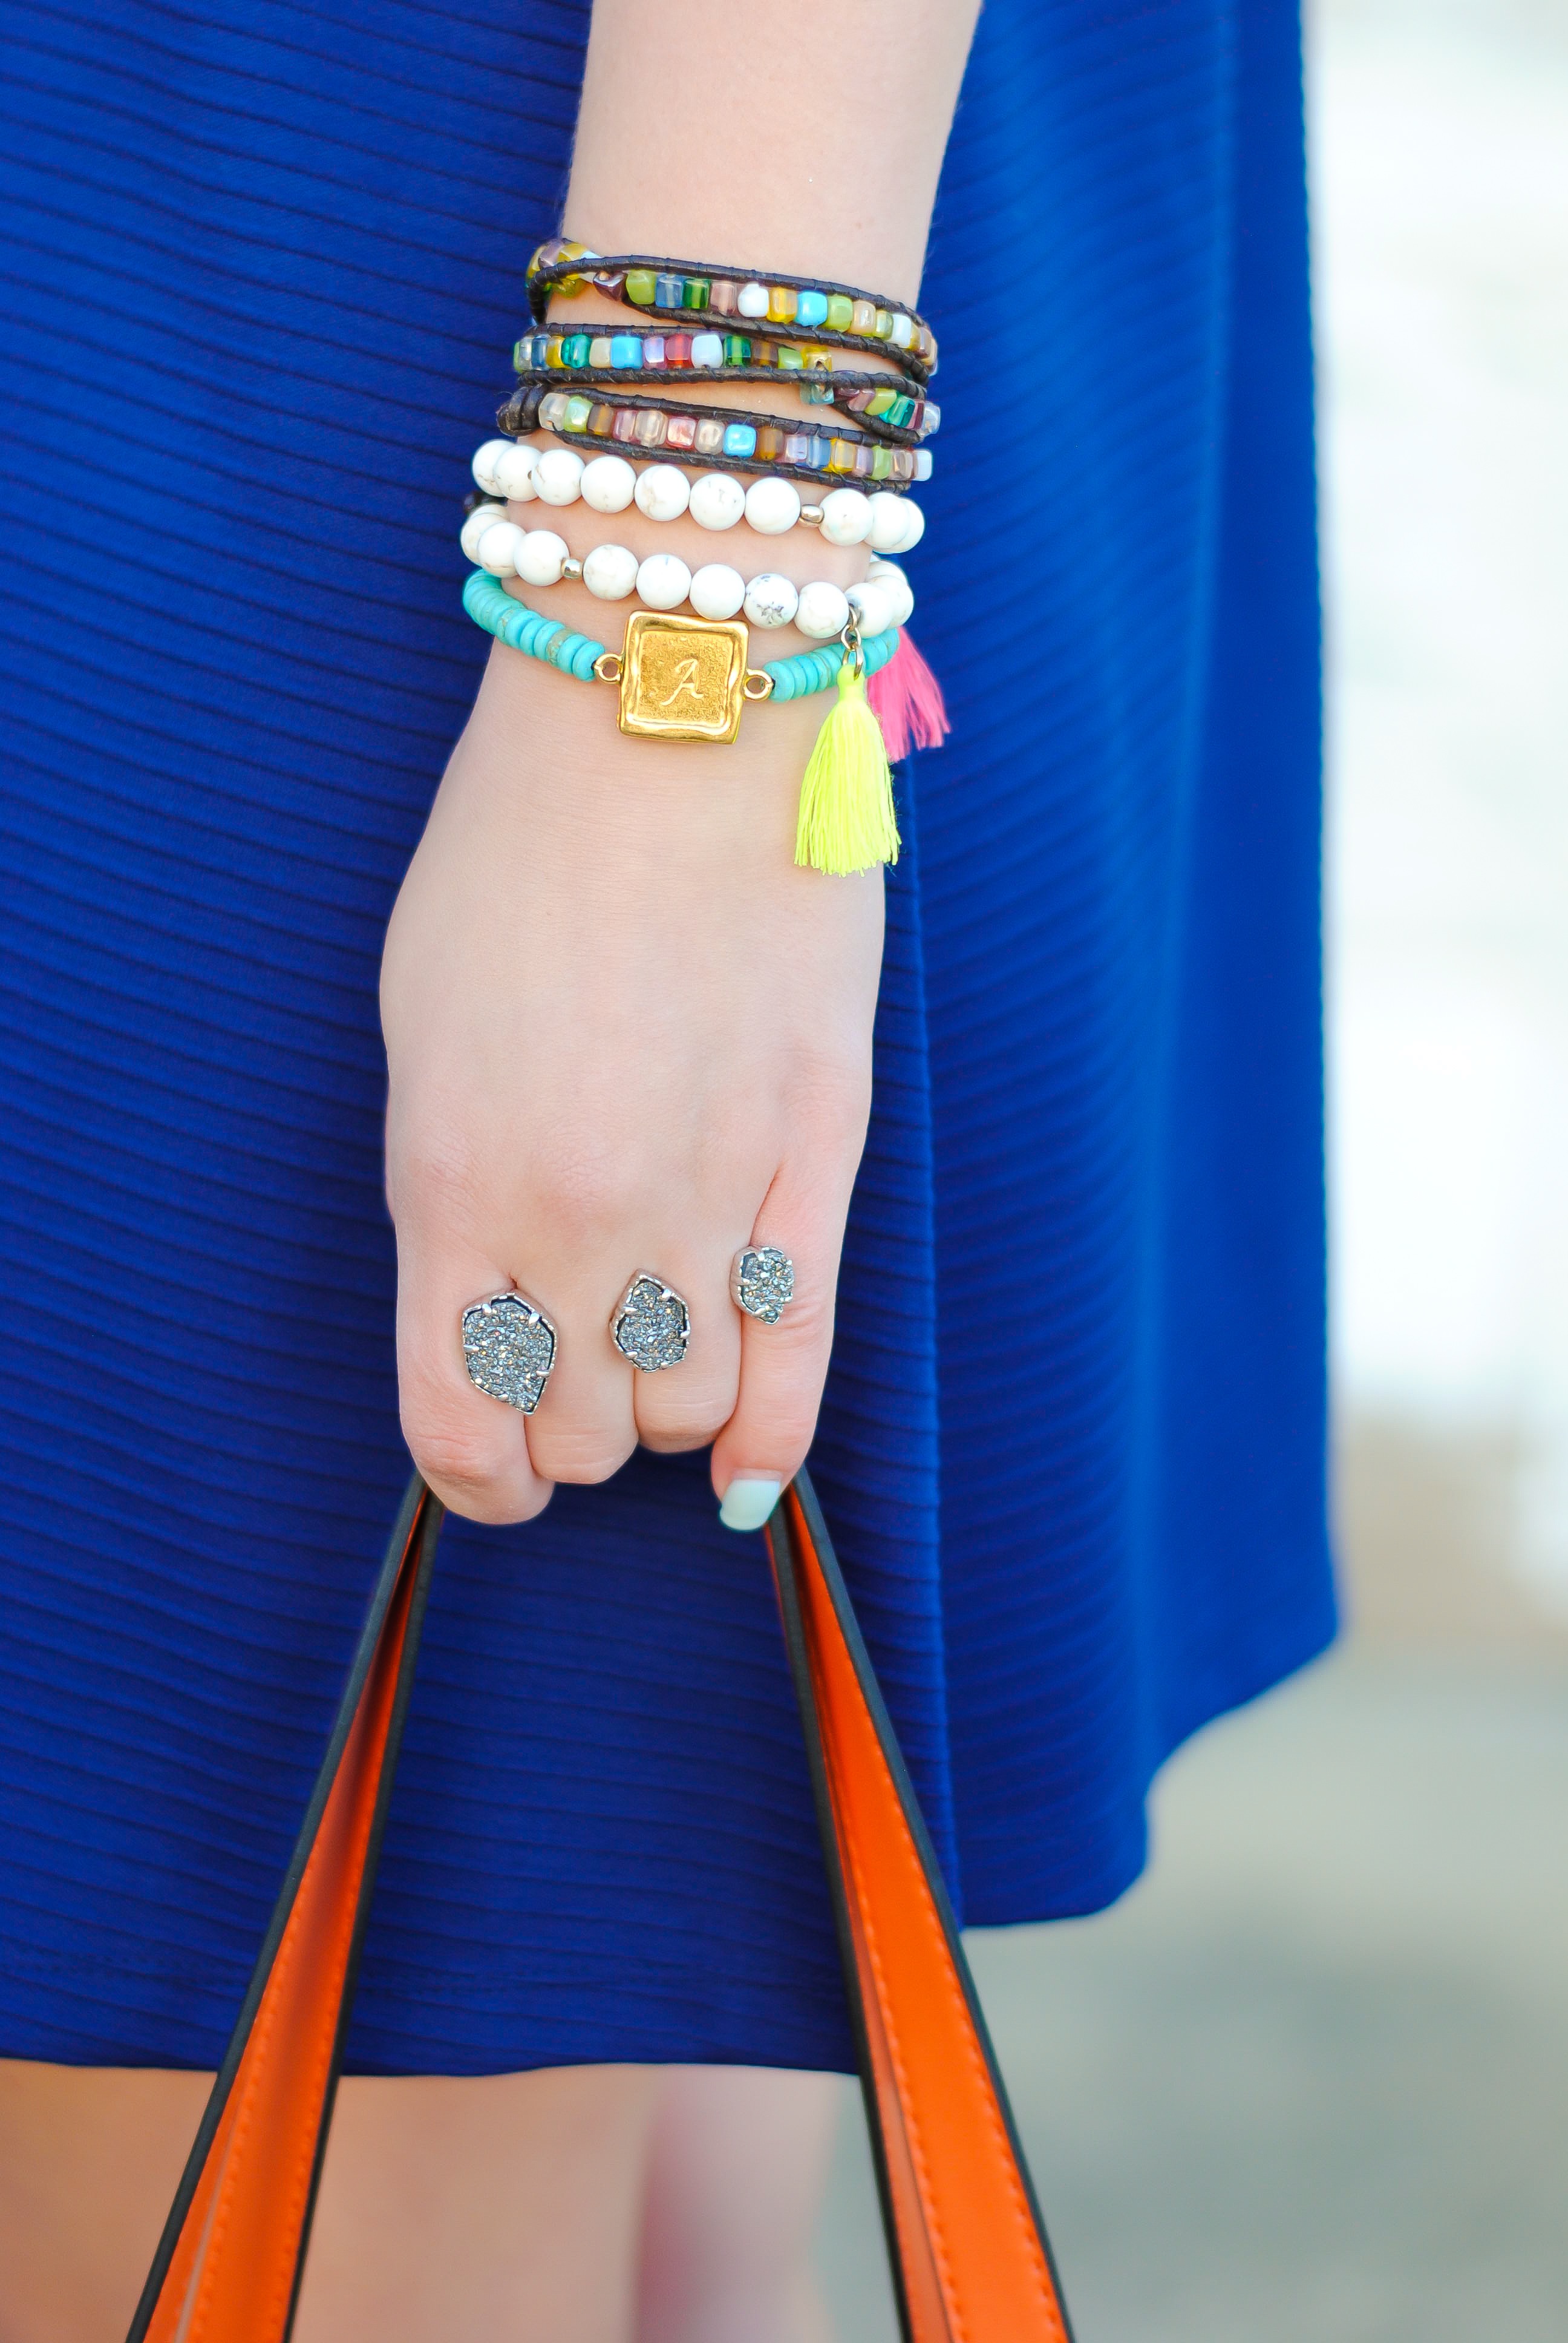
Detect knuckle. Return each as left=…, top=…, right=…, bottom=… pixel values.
left=731, top=1353, right=829, bottom=1461
left=773, top=1286, right=834, bottom=1346
left=435, top=1478, right=547, bottom=1527
left=528, top=1429, right=636, bottom=1486
left=792, top=1047, right=872, bottom=1140
left=402, top=1402, right=512, bottom=1497
left=388, top=1121, right=486, bottom=1232
left=639, top=1411, right=730, bottom=1455
left=528, top=1135, right=645, bottom=1250
left=738, top=1395, right=820, bottom=1462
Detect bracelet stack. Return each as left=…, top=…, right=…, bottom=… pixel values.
left=503, top=240, right=939, bottom=492
left=459, top=238, right=950, bottom=877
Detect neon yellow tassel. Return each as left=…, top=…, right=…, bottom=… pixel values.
left=794, top=666, right=901, bottom=875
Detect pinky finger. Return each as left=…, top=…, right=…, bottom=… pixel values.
left=708, top=1191, right=847, bottom=1535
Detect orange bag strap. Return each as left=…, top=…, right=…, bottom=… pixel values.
left=128, top=1466, right=1073, bottom=2343
left=767, top=1472, right=1074, bottom=2343
left=126, top=1475, right=443, bottom=2343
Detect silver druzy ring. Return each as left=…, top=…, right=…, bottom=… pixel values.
left=731, top=1245, right=795, bottom=1325
left=611, top=1273, right=691, bottom=1371
left=461, top=1291, right=558, bottom=1414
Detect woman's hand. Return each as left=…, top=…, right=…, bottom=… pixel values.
left=381, top=634, right=883, bottom=1527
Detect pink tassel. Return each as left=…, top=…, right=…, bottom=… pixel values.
left=866, top=629, right=950, bottom=761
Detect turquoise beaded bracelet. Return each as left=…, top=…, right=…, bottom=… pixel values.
left=462, top=568, right=898, bottom=701
left=463, top=568, right=904, bottom=877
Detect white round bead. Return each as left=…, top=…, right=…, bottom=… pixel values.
left=866, top=491, right=912, bottom=553
left=460, top=504, right=507, bottom=562
left=866, top=559, right=914, bottom=627
left=580, top=454, right=637, bottom=513
left=532, top=447, right=586, bottom=506
left=492, top=442, right=539, bottom=501
left=636, top=552, right=693, bottom=610
left=890, top=499, right=925, bottom=553
left=471, top=438, right=512, bottom=494
left=817, top=487, right=873, bottom=547
left=581, top=542, right=639, bottom=600
left=743, top=477, right=801, bottom=536
left=515, top=528, right=569, bottom=585
left=846, top=580, right=895, bottom=639
left=475, top=519, right=524, bottom=575
left=795, top=580, right=851, bottom=641
left=688, top=472, right=746, bottom=531
left=634, top=464, right=691, bottom=522
left=688, top=563, right=746, bottom=620
left=737, top=281, right=770, bottom=319
left=744, top=573, right=800, bottom=630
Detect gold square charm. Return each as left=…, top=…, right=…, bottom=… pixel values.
left=617, top=611, right=750, bottom=743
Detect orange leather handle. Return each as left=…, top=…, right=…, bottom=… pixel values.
left=127, top=1476, right=442, bottom=2343
left=129, top=1466, right=1071, bottom=2343
left=767, top=1473, right=1074, bottom=2343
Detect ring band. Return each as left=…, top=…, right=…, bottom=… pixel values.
left=731, top=1245, right=795, bottom=1325
left=611, top=1273, right=691, bottom=1371
left=462, top=1291, right=558, bottom=1414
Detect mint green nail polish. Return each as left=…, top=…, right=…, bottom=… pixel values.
left=719, top=1476, right=782, bottom=1533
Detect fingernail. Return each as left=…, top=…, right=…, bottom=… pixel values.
left=719, top=1476, right=783, bottom=1533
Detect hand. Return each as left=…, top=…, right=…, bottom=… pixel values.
left=381, top=633, right=883, bottom=1526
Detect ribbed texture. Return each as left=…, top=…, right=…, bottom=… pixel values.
left=0, top=0, right=1334, bottom=2076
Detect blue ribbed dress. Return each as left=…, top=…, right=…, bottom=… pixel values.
left=0, top=0, right=1334, bottom=2075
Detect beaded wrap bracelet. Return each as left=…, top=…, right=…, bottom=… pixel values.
left=496, top=384, right=930, bottom=489
left=515, top=239, right=935, bottom=488
left=527, top=241, right=938, bottom=380
left=511, top=331, right=939, bottom=443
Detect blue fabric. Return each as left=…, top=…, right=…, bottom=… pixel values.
left=0, top=0, right=1334, bottom=2075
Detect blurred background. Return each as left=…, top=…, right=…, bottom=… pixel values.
left=816, top=0, right=1568, bottom=2332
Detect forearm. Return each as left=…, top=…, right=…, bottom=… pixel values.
left=563, top=0, right=982, bottom=300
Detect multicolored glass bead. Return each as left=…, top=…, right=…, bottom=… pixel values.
left=523, top=243, right=938, bottom=376
left=511, top=331, right=939, bottom=442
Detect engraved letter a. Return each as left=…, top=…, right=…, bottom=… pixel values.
left=656, top=657, right=705, bottom=709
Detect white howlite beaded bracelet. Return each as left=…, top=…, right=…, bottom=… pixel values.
left=470, top=439, right=925, bottom=555
left=462, top=503, right=914, bottom=640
